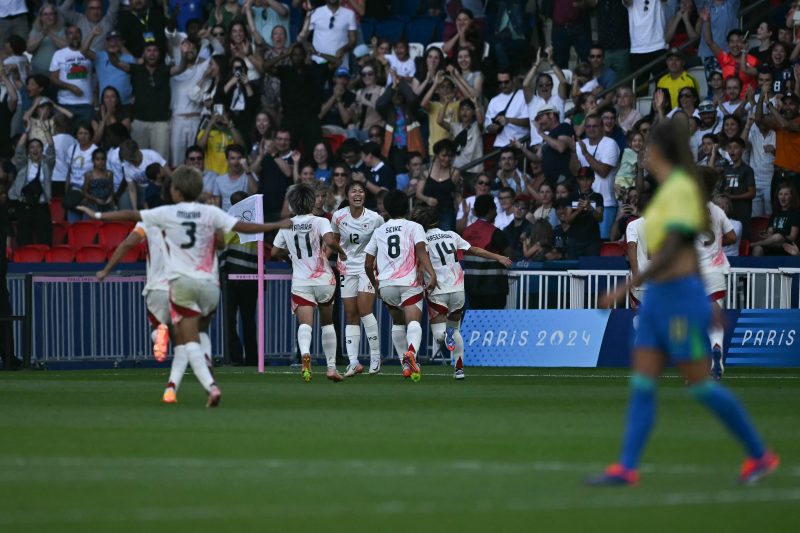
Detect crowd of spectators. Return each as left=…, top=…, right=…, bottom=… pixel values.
left=1, top=0, right=799, bottom=267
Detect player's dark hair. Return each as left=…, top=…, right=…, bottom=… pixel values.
left=411, top=204, right=439, bottom=228
left=230, top=191, right=249, bottom=206
left=170, top=165, right=203, bottom=202
left=345, top=180, right=365, bottom=196
left=383, top=190, right=409, bottom=218
left=160, top=175, right=173, bottom=205
left=473, top=195, right=496, bottom=217
left=697, top=166, right=721, bottom=198
left=287, top=183, right=316, bottom=215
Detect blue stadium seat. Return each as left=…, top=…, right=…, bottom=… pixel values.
left=375, top=17, right=407, bottom=43
left=406, top=16, right=442, bottom=46
left=360, top=17, right=377, bottom=42
left=390, top=0, right=421, bottom=18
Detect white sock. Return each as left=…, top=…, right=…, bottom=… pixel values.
left=199, top=332, right=212, bottom=359
left=406, top=321, right=422, bottom=355
left=391, top=325, right=407, bottom=359
left=447, top=319, right=464, bottom=366
left=322, top=325, right=337, bottom=369
left=709, top=325, right=724, bottom=352
left=186, top=341, right=216, bottom=392
left=361, top=314, right=381, bottom=357
left=431, top=322, right=446, bottom=345
left=168, top=344, right=189, bottom=391
left=345, top=324, right=361, bottom=364
left=297, top=324, right=312, bottom=355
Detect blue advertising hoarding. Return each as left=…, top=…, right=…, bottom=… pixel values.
left=726, top=310, right=800, bottom=367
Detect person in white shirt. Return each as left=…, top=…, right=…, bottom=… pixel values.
left=49, top=25, right=94, bottom=123
left=624, top=0, right=667, bottom=97
left=745, top=118, right=776, bottom=217
left=272, top=184, right=348, bottom=383
left=331, top=182, right=386, bottom=376
left=304, top=0, right=356, bottom=69
left=412, top=205, right=512, bottom=380
left=384, top=40, right=416, bottom=85
left=625, top=216, right=649, bottom=305
left=80, top=166, right=290, bottom=406
left=455, top=174, right=502, bottom=232
left=365, top=190, right=438, bottom=382
left=211, top=144, right=257, bottom=211
left=571, top=114, right=621, bottom=239
left=169, top=39, right=207, bottom=167
left=0, top=0, right=28, bottom=46
left=484, top=71, right=529, bottom=148
left=118, top=138, right=168, bottom=209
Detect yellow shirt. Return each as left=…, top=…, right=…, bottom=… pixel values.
left=427, top=100, right=460, bottom=154
left=643, top=169, right=706, bottom=254
left=656, top=72, right=700, bottom=109
left=199, top=128, right=234, bottom=175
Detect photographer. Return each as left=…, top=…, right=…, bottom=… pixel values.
left=565, top=167, right=603, bottom=258
left=223, top=57, right=259, bottom=138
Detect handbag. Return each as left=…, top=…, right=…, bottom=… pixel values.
left=63, top=187, right=84, bottom=210
left=492, top=89, right=519, bottom=133
left=20, top=163, right=44, bottom=206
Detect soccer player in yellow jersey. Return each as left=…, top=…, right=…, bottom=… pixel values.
left=587, top=121, right=779, bottom=486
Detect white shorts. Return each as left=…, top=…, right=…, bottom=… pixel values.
left=169, top=276, right=220, bottom=323
left=291, top=285, right=336, bottom=313
left=145, top=289, right=170, bottom=326
left=426, top=290, right=465, bottom=319
left=702, top=272, right=727, bottom=302
left=379, top=285, right=423, bottom=311
left=340, top=272, right=375, bottom=299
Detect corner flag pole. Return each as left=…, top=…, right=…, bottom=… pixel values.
left=257, top=240, right=265, bottom=374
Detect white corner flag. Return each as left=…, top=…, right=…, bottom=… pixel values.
left=227, top=193, right=267, bottom=373
left=228, top=194, right=264, bottom=242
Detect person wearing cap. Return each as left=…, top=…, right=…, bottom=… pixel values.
left=757, top=91, right=800, bottom=192
left=516, top=104, right=574, bottom=185
left=320, top=66, right=356, bottom=132
left=58, top=0, right=120, bottom=53
left=22, top=95, right=74, bottom=148
left=697, top=99, right=723, bottom=137
left=656, top=48, right=700, bottom=108
left=81, top=29, right=135, bottom=106
left=565, top=166, right=603, bottom=258
left=49, top=24, right=94, bottom=125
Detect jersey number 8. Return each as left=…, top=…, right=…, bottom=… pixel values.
left=387, top=234, right=400, bottom=259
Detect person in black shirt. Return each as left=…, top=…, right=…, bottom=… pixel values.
left=258, top=150, right=293, bottom=222
left=502, top=197, right=533, bottom=261
left=752, top=183, right=800, bottom=256
left=531, top=105, right=575, bottom=184
left=0, top=181, right=20, bottom=370
left=566, top=167, right=603, bottom=258
left=552, top=198, right=572, bottom=257
left=320, top=67, right=356, bottom=129
left=716, top=137, right=756, bottom=238
left=355, top=141, right=395, bottom=209
left=117, top=0, right=168, bottom=59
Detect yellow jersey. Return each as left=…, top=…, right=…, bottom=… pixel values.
left=643, top=169, right=706, bottom=254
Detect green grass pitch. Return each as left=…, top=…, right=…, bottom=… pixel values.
left=1, top=367, right=798, bottom=532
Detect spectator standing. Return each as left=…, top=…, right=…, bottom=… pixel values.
left=572, top=114, right=620, bottom=239
left=257, top=140, right=293, bottom=222
left=184, top=144, right=219, bottom=201
left=600, top=107, right=627, bottom=153
left=550, top=0, right=591, bottom=69
left=0, top=0, right=28, bottom=46
left=624, top=0, right=667, bottom=97
left=212, top=145, right=258, bottom=211
left=484, top=72, right=528, bottom=149
left=49, top=25, right=94, bottom=124
left=91, top=87, right=131, bottom=148
left=348, top=63, right=385, bottom=142
left=564, top=167, right=603, bottom=258
left=764, top=42, right=795, bottom=96
left=169, top=39, right=206, bottom=167
left=117, top=0, right=168, bottom=59
left=758, top=92, right=800, bottom=194
left=306, top=0, right=357, bottom=70
left=442, top=7, right=484, bottom=58
left=456, top=174, right=502, bottom=232
left=657, top=49, right=700, bottom=108
left=701, top=19, right=758, bottom=96
left=64, top=122, right=98, bottom=222
left=10, top=132, right=55, bottom=246
left=493, top=147, right=529, bottom=196
left=503, top=198, right=533, bottom=261
left=117, top=138, right=168, bottom=209
left=168, top=0, right=214, bottom=34
left=82, top=30, right=135, bottom=107
left=440, top=97, right=484, bottom=174
left=354, top=141, right=395, bottom=210
left=527, top=105, right=575, bottom=185
left=495, top=187, right=516, bottom=230
left=587, top=45, right=617, bottom=106
left=749, top=21, right=774, bottom=65
left=664, top=0, right=701, bottom=62
left=27, top=4, right=67, bottom=77
left=196, top=110, right=247, bottom=175
left=416, top=139, right=460, bottom=232
left=615, top=86, right=642, bottom=133
left=462, top=195, right=511, bottom=309
left=320, top=66, right=355, bottom=132
left=0, top=68, right=19, bottom=160
left=717, top=137, right=756, bottom=236
left=58, top=0, right=120, bottom=53
left=245, top=0, right=290, bottom=48
left=589, top=0, right=631, bottom=80
left=524, top=47, right=568, bottom=145
left=224, top=56, right=260, bottom=139
left=110, top=40, right=179, bottom=163
left=696, top=0, right=741, bottom=81
left=491, top=0, right=528, bottom=72
left=207, top=0, right=241, bottom=31
left=375, top=78, right=425, bottom=172
left=421, top=72, right=460, bottom=155
left=745, top=107, right=776, bottom=217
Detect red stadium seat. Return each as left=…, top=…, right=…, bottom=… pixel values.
left=49, top=197, right=65, bottom=222
left=45, top=245, right=76, bottom=263
left=99, top=222, right=134, bottom=248
left=739, top=239, right=750, bottom=257
left=749, top=216, right=770, bottom=243
left=600, top=242, right=626, bottom=257
left=51, top=221, right=68, bottom=245
left=114, top=246, right=141, bottom=263
left=68, top=221, right=100, bottom=248
left=75, top=245, right=108, bottom=263
left=13, top=245, right=48, bottom=263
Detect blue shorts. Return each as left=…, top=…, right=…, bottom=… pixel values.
left=634, top=275, right=711, bottom=363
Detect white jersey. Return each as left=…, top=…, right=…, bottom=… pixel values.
left=696, top=202, right=733, bottom=277
left=331, top=207, right=385, bottom=276
left=139, top=202, right=238, bottom=284
left=625, top=217, right=649, bottom=277
left=424, top=228, right=471, bottom=295
left=273, top=214, right=336, bottom=287
left=365, top=218, right=426, bottom=287
left=134, top=222, right=169, bottom=293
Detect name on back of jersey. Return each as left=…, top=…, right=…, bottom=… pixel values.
left=177, top=210, right=201, bottom=219
left=385, top=225, right=403, bottom=234
left=294, top=222, right=313, bottom=231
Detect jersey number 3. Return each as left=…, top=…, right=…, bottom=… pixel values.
left=181, top=222, right=196, bottom=249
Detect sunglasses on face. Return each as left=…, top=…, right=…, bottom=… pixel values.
left=498, top=80, right=510, bottom=85
left=476, top=181, right=490, bottom=186
left=333, top=172, right=348, bottom=176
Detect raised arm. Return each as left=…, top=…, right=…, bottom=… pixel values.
left=700, top=8, right=723, bottom=57
left=96, top=228, right=144, bottom=280
left=78, top=206, right=143, bottom=222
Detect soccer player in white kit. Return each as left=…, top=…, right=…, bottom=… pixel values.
left=697, top=167, right=738, bottom=380
left=80, top=166, right=289, bottom=406
left=364, top=191, right=438, bottom=381
left=331, top=181, right=385, bottom=376
left=272, top=184, right=349, bottom=383
left=411, top=206, right=512, bottom=379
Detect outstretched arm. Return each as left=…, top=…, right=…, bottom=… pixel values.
left=233, top=219, right=293, bottom=234
left=323, top=232, right=347, bottom=258
left=78, top=206, right=142, bottom=221
left=97, top=230, right=145, bottom=280
left=466, top=246, right=513, bottom=267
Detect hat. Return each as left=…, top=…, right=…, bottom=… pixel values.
left=535, top=104, right=557, bottom=118
left=335, top=67, right=350, bottom=78
left=782, top=92, right=800, bottom=105
left=698, top=100, right=716, bottom=113
left=106, top=30, right=122, bottom=41
left=665, top=48, right=684, bottom=60
left=353, top=44, right=370, bottom=59
left=38, top=96, right=52, bottom=106
left=576, top=167, right=595, bottom=179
